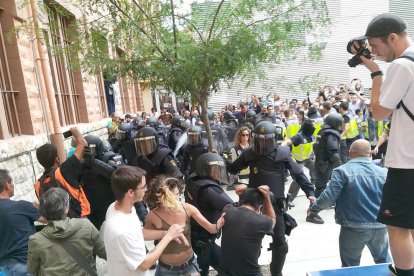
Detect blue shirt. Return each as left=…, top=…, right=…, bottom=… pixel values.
left=311, top=157, right=387, bottom=228
left=0, top=199, right=41, bottom=263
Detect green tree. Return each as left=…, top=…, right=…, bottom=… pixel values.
left=43, top=0, right=331, bottom=149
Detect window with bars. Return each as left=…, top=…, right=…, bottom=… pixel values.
left=0, top=14, right=21, bottom=139
left=44, top=2, right=83, bottom=126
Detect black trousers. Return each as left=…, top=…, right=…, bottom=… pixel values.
left=192, top=239, right=221, bottom=276
left=270, top=208, right=288, bottom=276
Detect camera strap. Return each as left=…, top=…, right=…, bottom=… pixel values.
left=396, top=55, right=414, bottom=123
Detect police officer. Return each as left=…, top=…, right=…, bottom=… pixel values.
left=245, top=109, right=257, bottom=126
left=185, top=153, right=233, bottom=276
left=339, top=101, right=360, bottom=163
left=180, top=125, right=208, bottom=176
left=131, top=117, right=146, bottom=139
left=125, top=126, right=183, bottom=222
left=112, top=122, right=133, bottom=156
left=146, top=117, right=167, bottom=145
left=312, top=113, right=342, bottom=201
left=82, top=135, right=124, bottom=229
left=282, top=119, right=317, bottom=207
left=222, top=111, right=239, bottom=148
left=226, top=121, right=315, bottom=276
left=168, top=115, right=187, bottom=151
left=205, top=110, right=229, bottom=155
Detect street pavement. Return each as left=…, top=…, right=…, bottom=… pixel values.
left=217, top=176, right=387, bottom=276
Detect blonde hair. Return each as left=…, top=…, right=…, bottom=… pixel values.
left=234, top=126, right=251, bottom=147
left=144, top=176, right=183, bottom=210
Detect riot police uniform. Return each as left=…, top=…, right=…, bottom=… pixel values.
left=180, top=125, right=208, bottom=176
left=185, top=153, right=233, bottom=276
left=222, top=111, right=239, bottom=147
left=125, top=127, right=183, bottom=222
left=226, top=121, right=315, bottom=276
left=204, top=111, right=229, bottom=155
left=82, top=135, right=124, bottom=229
left=168, top=115, right=187, bottom=151
left=112, top=122, right=133, bottom=159
left=313, top=113, right=342, bottom=198
left=146, top=117, right=168, bottom=145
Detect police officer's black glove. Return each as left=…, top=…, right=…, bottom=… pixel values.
left=83, top=146, right=95, bottom=168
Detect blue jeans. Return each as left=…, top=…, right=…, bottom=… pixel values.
left=155, top=255, right=200, bottom=276
left=0, top=261, right=31, bottom=276
left=339, top=226, right=392, bottom=267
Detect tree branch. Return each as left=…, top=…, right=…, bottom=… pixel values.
left=108, top=0, right=174, bottom=64
left=175, top=14, right=205, bottom=42
left=245, top=0, right=310, bottom=28
left=207, top=0, right=225, bottom=41
left=170, top=0, right=178, bottom=59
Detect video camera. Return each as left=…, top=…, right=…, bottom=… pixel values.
left=347, top=38, right=372, bottom=67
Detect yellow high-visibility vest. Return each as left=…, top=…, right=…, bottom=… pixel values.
left=292, top=142, right=313, bottom=161
left=286, top=124, right=300, bottom=139
left=364, top=120, right=383, bottom=139
left=345, top=118, right=359, bottom=139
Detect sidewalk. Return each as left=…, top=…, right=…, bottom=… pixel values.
left=218, top=177, right=383, bottom=275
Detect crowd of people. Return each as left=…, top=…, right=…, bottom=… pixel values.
left=0, top=12, right=413, bottom=276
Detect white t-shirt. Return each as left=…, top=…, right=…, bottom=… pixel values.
left=104, top=202, right=150, bottom=276
left=379, top=45, right=414, bottom=169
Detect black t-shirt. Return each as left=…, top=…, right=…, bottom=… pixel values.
left=0, top=199, right=40, bottom=263
left=220, top=204, right=273, bottom=276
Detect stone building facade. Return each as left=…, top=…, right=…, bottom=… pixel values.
left=0, top=0, right=152, bottom=201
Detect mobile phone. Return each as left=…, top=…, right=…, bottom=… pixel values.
left=63, top=130, right=72, bottom=138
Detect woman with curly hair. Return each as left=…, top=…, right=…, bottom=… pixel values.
left=144, top=176, right=225, bottom=276
left=227, top=126, right=251, bottom=191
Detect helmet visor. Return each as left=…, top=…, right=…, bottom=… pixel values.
left=115, top=129, right=126, bottom=141
left=208, top=161, right=229, bottom=184
left=134, top=136, right=157, bottom=157
left=88, top=144, right=98, bottom=157
left=252, top=133, right=276, bottom=155
left=188, top=132, right=202, bottom=145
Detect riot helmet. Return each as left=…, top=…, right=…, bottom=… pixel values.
left=172, top=115, right=187, bottom=129
left=134, top=127, right=159, bottom=157
left=246, top=110, right=257, bottom=125
left=102, top=140, right=113, bottom=152
left=324, top=113, right=343, bottom=130
left=146, top=117, right=160, bottom=130
left=252, top=121, right=277, bottom=155
left=115, top=122, right=132, bottom=141
left=195, top=153, right=228, bottom=183
left=187, top=125, right=203, bottom=146
left=132, top=118, right=146, bottom=130
left=84, top=135, right=104, bottom=158
left=207, top=110, right=215, bottom=123
left=300, top=119, right=316, bottom=138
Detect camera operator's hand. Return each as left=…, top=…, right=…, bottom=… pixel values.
left=360, top=55, right=380, bottom=73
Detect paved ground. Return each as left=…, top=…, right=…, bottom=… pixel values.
left=98, top=175, right=386, bottom=276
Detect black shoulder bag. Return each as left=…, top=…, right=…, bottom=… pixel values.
left=397, top=54, right=414, bottom=122
left=57, top=238, right=98, bottom=276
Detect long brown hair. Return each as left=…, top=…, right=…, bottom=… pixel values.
left=234, top=126, right=251, bottom=147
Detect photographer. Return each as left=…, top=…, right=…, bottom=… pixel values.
left=352, top=13, right=414, bottom=276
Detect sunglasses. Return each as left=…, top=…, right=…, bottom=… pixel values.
left=241, top=133, right=250, bottom=137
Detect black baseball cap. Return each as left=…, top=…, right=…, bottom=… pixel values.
left=355, top=13, right=406, bottom=40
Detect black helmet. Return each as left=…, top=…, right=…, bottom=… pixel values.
left=300, top=119, right=316, bottom=138
left=187, top=125, right=203, bottom=146
left=207, top=110, right=215, bottom=122
left=246, top=110, right=257, bottom=125
left=102, top=140, right=113, bottom=152
left=134, top=127, right=159, bottom=157
left=252, top=121, right=277, bottom=155
left=223, top=111, right=235, bottom=122
left=195, top=153, right=228, bottom=183
left=172, top=115, right=186, bottom=129
left=84, top=135, right=104, bottom=157
left=132, top=118, right=146, bottom=130
left=146, top=117, right=160, bottom=129
left=115, top=122, right=132, bottom=141
left=324, top=113, right=343, bottom=130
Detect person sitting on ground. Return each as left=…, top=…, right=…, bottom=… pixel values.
left=307, top=139, right=391, bottom=267
left=27, top=188, right=106, bottom=275
left=220, top=186, right=275, bottom=276
left=144, top=176, right=225, bottom=275
left=0, top=169, right=46, bottom=275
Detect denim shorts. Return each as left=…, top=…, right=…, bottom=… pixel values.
left=155, top=254, right=200, bottom=276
